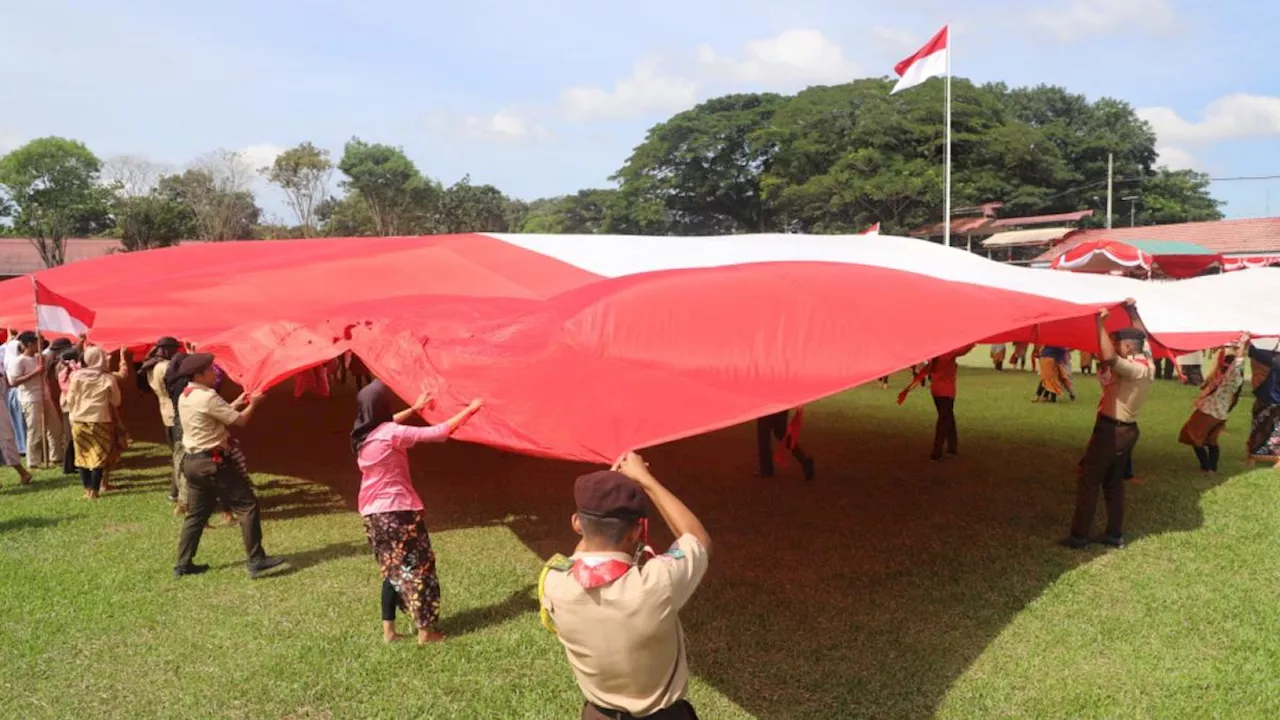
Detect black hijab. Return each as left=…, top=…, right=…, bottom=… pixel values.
left=351, top=380, right=394, bottom=453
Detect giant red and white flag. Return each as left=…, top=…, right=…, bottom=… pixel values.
left=892, top=26, right=949, bottom=94
left=33, top=278, right=95, bottom=336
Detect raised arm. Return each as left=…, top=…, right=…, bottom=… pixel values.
left=615, top=451, right=711, bottom=555
left=1095, top=308, right=1117, bottom=367
left=1122, top=298, right=1146, bottom=336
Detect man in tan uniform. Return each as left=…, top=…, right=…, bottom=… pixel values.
left=139, top=336, right=182, bottom=502
left=540, top=452, right=712, bottom=720
left=1063, top=299, right=1155, bottom=550
left=174, top=353, right=286, bottom=579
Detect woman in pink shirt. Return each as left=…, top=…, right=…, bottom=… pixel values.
left=351, top=380, right=483, bottom=644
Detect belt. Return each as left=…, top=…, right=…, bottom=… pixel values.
left=1097, top=414, right=1137, bottom=428
left=587, top=701, right=693, bottom=720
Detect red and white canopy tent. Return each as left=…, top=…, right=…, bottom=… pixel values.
left=1050, top=238, right=1223, bottom=279
left=0, top=233, right=1272, bottom=463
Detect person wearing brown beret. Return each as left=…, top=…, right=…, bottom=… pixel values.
left=1062, top=300, right=1156, bottom=551
left=173, top=353, right=287, bottom=579
left=539, top=452, right=712, bottom=720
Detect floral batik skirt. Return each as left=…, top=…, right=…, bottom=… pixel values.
left=363, top=510, right=441, bottom=630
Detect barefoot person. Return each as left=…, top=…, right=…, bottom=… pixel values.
left=539, top=452, right=711, bottom=720
left=65, top=347, right=124, bottom=500
left=351, top=381, right=483, bottom=643
left=1178, top=337, right=1248, bottom=473
left=173, top=353, right=286, bottom=579
left=1062, top=300, right=1155, bottom=550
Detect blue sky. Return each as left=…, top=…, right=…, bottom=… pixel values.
left=2, top=0, right=1277, bottom=222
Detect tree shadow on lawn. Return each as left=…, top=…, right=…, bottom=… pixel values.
left=116, top=375, right=1232, bottom=718
left=0, top=514, right=79, bottom=533
left=440, top=584, right=539, bottom=638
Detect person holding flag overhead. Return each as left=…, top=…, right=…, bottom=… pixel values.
left=901, top=343, right=975, bottom=460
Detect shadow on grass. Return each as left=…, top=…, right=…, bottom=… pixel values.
left=112, top=371, right=1232, bottom=718
left=3, top=475, right=79, bottom=495
left=0, top=514, right=77, bottom=532
left=440, top=584, right=538, bottom=637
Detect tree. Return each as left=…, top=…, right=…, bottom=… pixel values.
left=316, top=193, right=377, bottom=237
left=438, top=175, right=513, bottom=233
left=1132, top=169, right=1225, bottom=226
left=263, top=142, right=332, bottom=237
left=337, top=138, right=431, bottom=236
left=114, top=193, right=192, bottom=251
left=613, top=93, right=785, bottom=235
left=157, top=153, right=261, bottom=242
left=0, top=137, right=113, bottom=266
left=103, top=155, right=167, bottom=198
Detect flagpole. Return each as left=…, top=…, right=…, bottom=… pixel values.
left=943, top=26, right=952, bottom=248
left=29, top=274, right=39, bottom=338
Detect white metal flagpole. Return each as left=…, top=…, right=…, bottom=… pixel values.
left=943, top=27, right=952, bottom=248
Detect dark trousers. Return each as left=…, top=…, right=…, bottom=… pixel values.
left=382, top=578, right=403, bottom=622
left=165, top=426, right=180, bottom=499
left=583, top=700, right=698, bottom=720
left=932, top=396, right=957, bottom=457
left=1193, top=445, right=1221, bottom=472
left=756, top=411, right=808, bottom=475
left=79, top=467, right=104, bottom=491
left=61, top=426, right=76, bottom=475
left=1071, top=416, right=1140, bottom=539
left=176, top=452, right=266, bottom=569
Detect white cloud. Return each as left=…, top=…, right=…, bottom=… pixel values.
left=696, top=29, right=860, bottom=89
left=1139, top=94, right=1280, bottom=144
left=461, top=107, right=552, bottom=142
left=0, top=127, right=23, bottom=155
left=238, top=143, right=286, bottom=172
left=1026, top=0, right=1177, bottom=43
left=1154, top=146, right=1199, bottom=171
left=559, top=56, right=698, bottom=123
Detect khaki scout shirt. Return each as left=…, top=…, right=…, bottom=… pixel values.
left=541, top=534, right=710, bottom=716
left=1099, top=354, right=1155, bottom=423
left=148, top=360, right=174, bottom=428
left=178, top=382, right=239, bottom=452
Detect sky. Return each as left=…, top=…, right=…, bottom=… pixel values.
left=2, top=0, right=1278, bottom=223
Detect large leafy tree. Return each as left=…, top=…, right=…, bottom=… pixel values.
left=1132, top=169, right=1225, bottom=226
left=114, top=193, right=192, bottom=251
left=157, top=157, right=261, bottom=242
left=613, top=93, right=785, bottom=234
left=263, top=142, right=333, bottom=237
left=438, top=175, right=512, bottom=233
left=337, top=138, right=434, bottom=236
left=0, top=137, right=113, bottom=266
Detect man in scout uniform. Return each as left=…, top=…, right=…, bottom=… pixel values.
left=1063, top=299, right=1155, bottom=550
left=139, top=336, right=182, bottom=502
left=174, top=353, right=287, bottom=579
left=539, top=452, right=712, bottom=720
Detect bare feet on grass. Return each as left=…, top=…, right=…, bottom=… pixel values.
left=383, top=622, right=407, bottom=643
left=418, top=629, right=446, bottom=645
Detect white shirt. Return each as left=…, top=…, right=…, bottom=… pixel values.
left=5, top=352, right=43, bottom=403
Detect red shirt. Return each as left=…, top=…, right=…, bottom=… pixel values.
left=930, top=345, right=974, bottom=398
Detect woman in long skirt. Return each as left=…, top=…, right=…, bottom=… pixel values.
left=1179, top=340, right=1247, bottom=472
left=352, top=380, right=483, bottom=644
left=64, top=347, right=122, bottom=500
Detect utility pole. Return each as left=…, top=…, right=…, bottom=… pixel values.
left=1122, top=195, right=1140, bottom=227
left=1106, top=152, right=1113, bottom=229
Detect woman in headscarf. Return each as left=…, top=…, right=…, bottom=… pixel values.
left=1179, top=336, right=1248, bottom=472
left=65, top=347, right=123, bottom=499
left=352, top=380, right=483, bottom=644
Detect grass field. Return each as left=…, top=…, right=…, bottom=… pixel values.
left=2, top=364, right=1278, bottom=719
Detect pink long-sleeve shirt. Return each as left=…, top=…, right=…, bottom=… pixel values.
left=356, top=422, right=451, bottom=516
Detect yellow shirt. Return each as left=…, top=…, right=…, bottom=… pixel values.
left=66, top=371, right=121, bottom=423
left=178, top=383, right=239, bottom=452
left=540, top=534, right=710, bottom=716
left=148, top=360, right=174, bottom=427
left=1099, top=355, right=1155, bottom=423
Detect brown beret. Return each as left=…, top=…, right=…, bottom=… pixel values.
left=575, top=471, right=648, bottom=520
left=176, top=352, right=215, bottom=377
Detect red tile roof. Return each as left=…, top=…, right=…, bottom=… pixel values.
left=1033, top=217, right=1280, bottom=263
left=0, top=238, right=123, bottom=277
left=989, top=210, right=1094, bottom=228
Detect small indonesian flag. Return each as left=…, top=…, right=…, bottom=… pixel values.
left=891, top=26, right=949, bottom=94
left=860, top=222, right=881, bottom=236
left=33, top=278, right=95, bottom=336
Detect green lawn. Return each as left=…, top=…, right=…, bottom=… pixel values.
left=1, top=366, right=1278, bottom=719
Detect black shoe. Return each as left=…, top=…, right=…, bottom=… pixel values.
left=174, top=563, right=210, bottom=578
left=1058, top=536, right=1090, bottom=550
left=800, top=457, right=816, bottom=482
left=1093, top=534, right=1127, bottom=549
left=247, top=556, right=288, bottom=579
left=930, top=453, right=943, bottom=462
